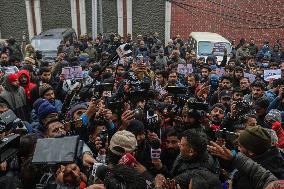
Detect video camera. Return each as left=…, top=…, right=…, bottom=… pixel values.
left=165, top=86, right=187, bottom=96
left=186, top=98, right=209, bottom=111
left=0, top=109, right=27, bottom=134
left=0, top=134, right=20, bottom=163
left=32, top=136, right=84, bottom=189
left=215, top=128, right=238, bottom=144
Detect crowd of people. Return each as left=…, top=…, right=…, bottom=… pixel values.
left=0, top=31, right=284, bottom=189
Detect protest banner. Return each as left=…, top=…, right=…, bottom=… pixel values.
left=61, top=66, right=83, bottom=80
left=263, top=69, right=281, bottom=81
left=177, top=64, right=193, bottom=75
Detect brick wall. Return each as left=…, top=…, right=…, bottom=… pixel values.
left=171, top=0, right=284, bottom=46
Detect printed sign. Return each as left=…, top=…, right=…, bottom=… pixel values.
left=263, top=69, right=281, bottom=81
left=61, top=66, right=83, bottom=80
left=177, top=64, right=193, bottom=75
left=244, top=72, right=256, bottom=83
left=213, top=42, right=227, bottom=52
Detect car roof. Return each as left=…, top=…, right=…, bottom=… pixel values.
left=32, top=28, right=75, bottom=39
left=189, top=32, right=230, bottom=43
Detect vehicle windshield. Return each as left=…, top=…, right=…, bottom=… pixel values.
left=31, top=38, right=61, bottom=51
left=198, top=41, right=231, bottom=56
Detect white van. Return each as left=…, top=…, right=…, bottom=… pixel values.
left=188, top=32, right=231, bottom=65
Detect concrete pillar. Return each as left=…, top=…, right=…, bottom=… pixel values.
left=70, top=0, right=77, bottom=34
left=25, top=0, right=34, bottom=39
left=126, top=0, right=132, bottom=36
left=165, top=0, right=172, bottom=46
left=92, top=0, right=98, bottom=39
left=80, top=0, right=87, bottom=35
left=117, top=0, right=124, bottom=37
left=34, top=0, right=42, bottom=34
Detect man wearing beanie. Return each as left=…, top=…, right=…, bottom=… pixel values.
left=30, top=100, right=59, bottom=138
left=38, top=83, right=62, bottom=112
left=233, top=126, right=284, bottom=189
left=0, top=73, right=28, bottom=121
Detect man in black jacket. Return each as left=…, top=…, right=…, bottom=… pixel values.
left=220, top=126, right=284, bottom=189
left=170, top=129, right=222, bottom=189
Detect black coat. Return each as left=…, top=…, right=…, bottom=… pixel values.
left=170, top=153, right=221, bottom=189
left=233, top=147, right=284, bottom=189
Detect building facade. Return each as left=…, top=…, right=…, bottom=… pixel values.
left=0, top=0, right=283, bottom=46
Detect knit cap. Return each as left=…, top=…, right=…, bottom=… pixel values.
left=239, top=126, right=271, bottom=155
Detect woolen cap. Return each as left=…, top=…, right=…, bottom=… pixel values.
left=238, top=126, right=271, bottom=155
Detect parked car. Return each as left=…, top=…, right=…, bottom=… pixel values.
left=188, top=32, right=231, bottom=65
left=31, top=28, right=77, bottom=61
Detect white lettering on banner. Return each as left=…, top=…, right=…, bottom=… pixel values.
left=61, top=66, right=83, bottom=80
left=264, top=69, right=281, bottom=81
left=2, top=66, right=19, bottom=74
left=244, top=72, right=256, bottom=83
left=116, top=44, right=132, bottom=58
left=177, top=64, right=193, bottom=75
left=213, top=42, right=226, bottom=52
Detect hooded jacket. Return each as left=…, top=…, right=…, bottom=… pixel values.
left=0, top=75, right=28, bottom=121
left=17, top=70, right=36, bottom=101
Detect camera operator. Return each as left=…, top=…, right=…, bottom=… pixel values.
left=43, top=118, right=95, bottom=168
left=153, top=128, right=181, bottom=176
left=0, top=103, right=32, bottom=135
left=123, top=119, right=162, bottom=175
left=87, top=116, right=108, bottom=163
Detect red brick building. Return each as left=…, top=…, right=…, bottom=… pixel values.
left=170, top=0, right=284, bottom=46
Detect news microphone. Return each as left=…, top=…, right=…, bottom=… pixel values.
left=150, top=139, right=161, bottom=159
left=118, top=153, right=136, bottom=167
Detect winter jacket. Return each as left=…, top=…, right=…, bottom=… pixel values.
left=267, top=96, right=284, bottom=113
left=236, top=47, right=250, bottom=61
left=170, top=153, right=221, bottom=189
left=243, top=94, right=269, bottom=106
left=248, top=44, right=258, bottom=56
left=154, top=56, right=168, bottom=70
left=84, top=47, right=98, bottom=60
left=233, top=147, right=284, bottom=189
left=232, top=153, right=277, bottom=189
left=135, top=47, right=150, bottom=58
left=0, top=76, right=28, bottom=121
left=17, top=70, right=36, bottom=101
